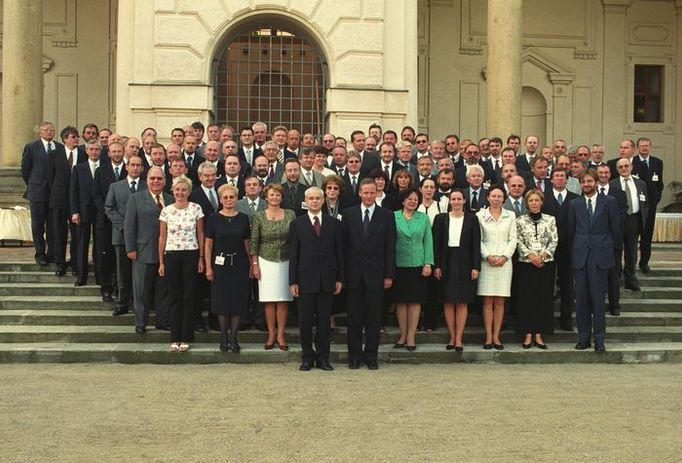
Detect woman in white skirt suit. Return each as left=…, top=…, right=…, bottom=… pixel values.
left=476, top=185, right=517, bottom=351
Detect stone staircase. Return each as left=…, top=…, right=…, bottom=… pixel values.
left=0, top=251, right=681, bottom=364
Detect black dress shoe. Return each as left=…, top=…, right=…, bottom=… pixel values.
left=101, top=290, right=113, bottom=303
left=230, top=341, right=241, bottom=353
left=316, top=359, right=334, bottom=371
left=493, top=343, right=504, bottom=351
left=348, top=360, right=361, bottom=370
left=560, top=322, right=573, bottom=332
left=36, top=256, right=48, bottom=266
left=625, top=284, right=641, bottom=292
left=55, top=267, right=66, bottom=276
left=595, top=345, right=606, bottom=352
left=639, top=264, right=651, bottom=273
left=155, top=325, right=170, bottom=331
left=194, top=324, right=207, bottom=333
left=135, top=326, right=146, bottom=335
left=299, top=361, right=313, bottom=371
left=366, top=360, right=379, bottom=370
left=483, top=343, right=493, bottom=350
left=574, top=342, right=591, bottom=350
left=522, top=342, right=533, bottom=349
left=74, top=280, right=87, bottom=287
left=534, top=342, right=547, bottom=350
left=609, top=307, right=621, bottom=316
left=112, top=306, right=128, bottom=316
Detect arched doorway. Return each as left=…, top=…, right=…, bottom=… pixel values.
left=521, top=86, right=547, bottom=145
left=214, top=25, right=327, bottom=137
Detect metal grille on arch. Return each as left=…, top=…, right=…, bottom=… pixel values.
left=214, top=26, right=327, bottom=137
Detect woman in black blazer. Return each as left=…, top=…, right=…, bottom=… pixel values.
left=433, top=189, right=481, bottom=351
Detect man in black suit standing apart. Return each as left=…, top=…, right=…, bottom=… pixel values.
left=542, top=168, right=579, bottom=330
left=281, top=158, right=307, bottom=216
left=632, top=137, right=663, bottom=273
left=343, top=179, right=396, bottom=369
left=70, top=140, right=102, bottom=287
left=48, top=126, right=86, bottom=275
left=289, top=186, right=344, bottom=371
left=21, top=121, right=61, bottom=265
left=567, top=170, right=620, bottom=352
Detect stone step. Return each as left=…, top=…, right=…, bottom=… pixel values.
left=0, top=342, right=679, bottom=364
left=0, top=325, right=681, bottom=344
left=1, top=310, right=680, bottom=327
left=0, top=262, right=94, bottom=273
left=635, top=276, right=682, bottom=287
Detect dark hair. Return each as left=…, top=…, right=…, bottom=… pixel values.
left=60, top=125, right=79, bottom=141
left=486, top=184, right=508, bottom=201
left=312, top=145, right=327, bottom=155
left=368, top=123, right=382, bottom=132
left=401, top=126, right=416, bottom=136
left=191, top=121, right=205, bottom=131
left=350, top=130, right=364, bottom=142
left=445, top=134, right=460, bottom=143
left=366, top=168, right=389, bottom=184
left=489, top=137, right=504, bottom=146
left=449, top=188, right=466, bottom=200
left=419, top=176, right=436, bottom=187
left=171, top=127, right=184, bottom=135
left=392, top=169, right=414, bottom=191
left=506, top=134, right=521, bottom=144
left=580, top=170, right=598, bottom=182
left=383, top=130, right=398, bottom=139
left=240, top=127, right=253, bottom=135
left=140, top=127, right=157, bottom=137
left=284, top=157, right=300, bottom=167
left=550, top=168, right=568, bottom=180
left=322, top=174, right=346, bottom=194
left=398, top=187, right=422, bottom=206
left=530, top=156, right=549, bottom=168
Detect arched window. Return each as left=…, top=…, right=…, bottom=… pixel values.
left=214, top=26, right=327, bottom=136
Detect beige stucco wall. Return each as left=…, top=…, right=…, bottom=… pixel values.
left=114, top=0, right=418, bottom=143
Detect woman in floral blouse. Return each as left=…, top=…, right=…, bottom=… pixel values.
left=158, top=176, right=205, bottom=353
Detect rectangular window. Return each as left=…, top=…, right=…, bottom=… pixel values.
left=634, top=65, right=664, bottom=123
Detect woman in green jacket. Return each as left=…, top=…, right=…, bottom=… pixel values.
left=391, top=188, right=434, bottom=351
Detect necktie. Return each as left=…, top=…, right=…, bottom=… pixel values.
left=600, top=187, right=605, bottom=195
left=363, top=209, right=370, bottom=237
left=130, top=180, right=136, bottom=193
left=187, top=156, right=193, bottom=169
left=306, top=171, right=313, bottom=185
left=90, top=162, right=96, bottom=178
left=384, top=165, right=390, bottom=178
left=514, top=199, right=521, bottom=215
left=114, top=166, right=120, bottom=179
left=536, top=179, right=543, bottom=192
left=156, top=194, right=163, bottom=210
left=229, top=178, right=235, bottom=186
left=624, top=178, right=633, bottom=214
left=67, top=151, right=74, bottom=170
left=471, top=191, right=478, bottom=210
left=277, top=150, right=284, bottom=164
left=557, top=192, right=563, bottom=206
left=47, top=142, right=53, bottom=154
left=313, top=216, right=321, bottom=237
left=351, top=176, right=357, bottom=194
left=269, top=164, right=275, bottom=179
left=250, top=201, right=257, bottom=213
left=208, top=189, right=218, bottom=210
left=587, top=198, right=593, bottom=221
left=494, top=159, right=500, bottom=171
left=246, top=149, right=252, bottom=164
left=338, top=168, right=345, bottom=177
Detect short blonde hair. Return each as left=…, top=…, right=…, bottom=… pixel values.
left=218, top=183, right=239, bottom=198
left=172, top=175, right=192, bottom=193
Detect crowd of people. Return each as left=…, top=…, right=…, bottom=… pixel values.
left=20, top=120, right=665, bottom=369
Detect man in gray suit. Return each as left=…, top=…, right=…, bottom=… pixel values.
left=298, top=147, right=325, bottom=187
left=105, top=155, right=146, bottom=316
left=236, top=175, right=267, bottom=330
left=503, top=175, right=527, bottom=217
left=124, top=166, right=173, bottom=334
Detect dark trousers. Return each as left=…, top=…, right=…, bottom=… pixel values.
left=114, top=244, right=132, bottom=309
left=555, top=248, right=575, bottom=323
left=346, top=282, right=384, bottom=363
left=421, top=276, right=440, bottom=330
left=297, top=291, right=332, bottom=362
left=622, top=213, right=641, bottom=285
left=75, top=221, right=97, bottom=283
left=132, top=261, right=170, bottom=328
left=639, top=203, right=658, bottom=266
left=95, top=218, right=115, bottom=290
left=30, top=200, right=52, bottom=259
left=574, top=258, right=609, bottom=346
left=607, top=247, right=621, bottom=310
left=166, top=250, right=198, bottom=343
left=51, top=208, right=77, bottom=268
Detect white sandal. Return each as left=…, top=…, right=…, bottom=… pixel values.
left=168, top=343, right=180, bottom=352
left=178, top=343, right=190, bottom=352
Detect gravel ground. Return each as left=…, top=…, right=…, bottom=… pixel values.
left=1, top=364, right=680, bottom=462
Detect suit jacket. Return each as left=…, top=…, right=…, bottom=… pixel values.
left=266, top=162, right=285, bottom=185
left=464, top=187, right=489, bottom=212
left=542, top=189, right=579, bottom=249
left=526, top=177, right=552, bottom=195
left=70, top=161, right=99, bottom=223
left=503, top=196, right=527, bottom=217
left=299, top=169, right=325, bottom=188
left=515, top=153, right=535, bottom=174
left=359, top=151, right=381, bottom=177
left=281, top=181, right=307, bottom=216
left=189, top=185, right=221, bottom=218
left=289, top=214, right=345, bottom=293
left=22, top=139, right=65, bottom=202
left=47, top=145, right=87, bottom=209
left=609, top=177, right=649, bottom=230
left=567, top=194, right=620, bottom=270
left=105, top=178, right=147, bottom=246
left=123, top=190, right=174, bottom=264
left=342, top=205, right=397, bottom=290
left=215, top=175, right=246, bottom=199
left=606, top=157, right=620, bottom=179
left=93, top=160, right=127, bottom=227
left=632, top=155, right=663, bottom=205
left=238, top=146, right=262, bottom=166
left=432, top=212, right=481, bottom=280
left=236, top=197, right=266, bottom=224
left=394, top=210, right=434, bottom=267
left=453, top=164, right=495, bottom=189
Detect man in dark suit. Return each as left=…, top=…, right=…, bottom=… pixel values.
left=105, top=155, right=145, bottom=316
left=527, top=156, right=552, bottom=194
left=350, top=130, right=380, bottom=176
left=567, top=171, right=620, bottom=352
left=632, top=137, right=663, bottom=273
left=215, top=154, right=246, bottom=198
left=70, top=140, right=103, bottom=287
left=596, top=164, right=627, bottom=317
left=188, top=140, right=221, bottom=185
left=188, top=161, right=221, bottom=331
left=182, top=136, right=203, bottom=184
left=610, top=157, right=649, bottom=292
left=607, top=138, right=635, bottom=179
left=124, top=166, right=173, bottom=334
left=395, top=141, right=419, bottom=181
left=237, top=127, right=261, bottom=166
left=282, top=129, right=301, bottom=160
left=454, top=144, right=495, bottom=188
left=289, top=186, right=344, bottom=371
left=48, top=126, right=86, bottom=275
left=93, top=141, right=126, bottom=301
left=503, top=175, right=527, bottom=216
left=343, top=153, right=364, bottom=205
left=515, top=135, right=539, bottom=174
left=542, top=168, right=579, bottom=330
left=281, top=158, right=307, bottom=216
left=21, top=122, right=61, bottom=265
left=261, top=142, right=284, bottom=183
left=342, top=179, right=397, bottom=370
left=464, top=165, right=489, bottom=212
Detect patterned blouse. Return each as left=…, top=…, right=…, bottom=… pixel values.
left=159, top=202, right=204, bottom=251
left=515, top=213, right=558, bottom=263
left=249, top=209, right=296, bottom=262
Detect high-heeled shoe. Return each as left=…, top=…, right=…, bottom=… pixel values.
left=522, top=341, right=533, bottom=349
left=493, top=343, right=504, bottom=351
left=454, top=345, right=464, bottom=353
left=534, top=341, right=547, bottom=350
left=393, top=342, right=405, bottom=349
left=220, top=329, right=230, bottom=352
left=446, top=344, right=455, bottom=350
left=483, top=343, right=493, bottom=350
left=230, top=332, right=241, bottom=353
left=406, top=345, right=417, bottom=352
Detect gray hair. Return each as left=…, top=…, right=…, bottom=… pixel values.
left=304, top=186, right=324, bottom=199
left=197, top=161, right=217, bottom=176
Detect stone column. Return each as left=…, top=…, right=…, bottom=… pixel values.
left=1, top=0, right=43, bottom=167
left=115, top=0, right=135, bottom=136
left=486, top=0, right=522, bottom=137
